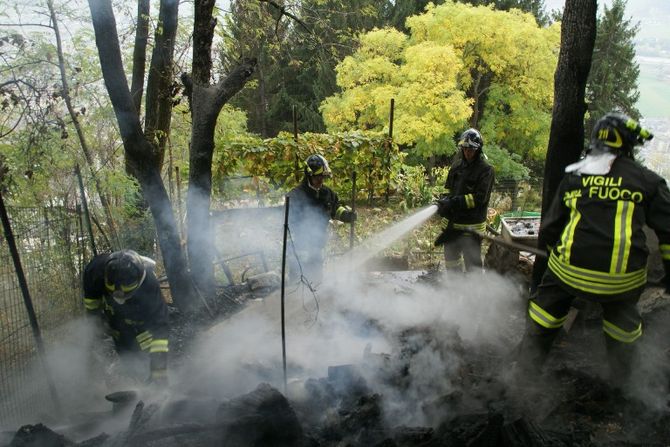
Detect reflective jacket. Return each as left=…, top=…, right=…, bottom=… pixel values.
left=443, top=152, right=495, bottom=233
left=83, top=253, right=169, bottom=373
left=542, top=156, right=670, bottom=298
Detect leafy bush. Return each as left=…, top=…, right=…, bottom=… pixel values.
left=217, top=130, right=405, bottom=200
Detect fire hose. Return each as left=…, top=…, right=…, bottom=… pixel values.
left=463, top=228, right=548, bottom=259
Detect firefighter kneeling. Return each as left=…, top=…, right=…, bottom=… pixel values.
left=517, top=112, right=670, bottom=388
left=84, top=249, right=169, bottom=387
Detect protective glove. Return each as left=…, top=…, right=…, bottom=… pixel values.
left=436, top=196, right=454, bottom=217
left=434, top=228, right=455, bottom=247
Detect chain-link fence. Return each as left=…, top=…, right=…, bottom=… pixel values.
left=0, top=205, right=87, bottom=428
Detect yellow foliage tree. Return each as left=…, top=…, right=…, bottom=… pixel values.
left=321, top=1, right=560, bottom=166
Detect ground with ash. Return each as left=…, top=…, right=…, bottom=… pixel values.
left=4, top=268, right=670, bottom=447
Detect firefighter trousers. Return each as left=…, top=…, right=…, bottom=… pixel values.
left=519, top=271, right=643, bottom=382
left=443, top=231, right=482, bottom=272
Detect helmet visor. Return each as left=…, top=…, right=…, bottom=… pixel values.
left=105, top=269, right=146, bottom=304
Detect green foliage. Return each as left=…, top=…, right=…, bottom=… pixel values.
left=586, top=0, right=640, bottom=130
left=482, top=144, right=530, bottom=181
left=216, top=131, right=404, bottom=200
left=395, top=164, right=450, bottom=210
left=321, top=2, right=560, bottom=174
left=461, top=0, right=549, bottom=26
left=222, top=0, right=388, bottom=137
left=321, top=27, right=471, bottom=147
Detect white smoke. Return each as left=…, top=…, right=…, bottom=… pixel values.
left=175, top=267, right=524, bottom=427
left=174, top=205, right=527, bottom=428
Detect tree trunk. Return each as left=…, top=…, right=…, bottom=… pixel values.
left=184, top=0, right=256, bottom=300
left=187, top=89, right=218, bottom=300
left=532, top=0, right=597, bottom=287
left=144, top=0, right=178, bottom=169
left=468, top=67, right=493, bottom=129
left=184, top=60, right=256, bottom=300
left=130, top=0, right=150, bottom=115
left=88, top=0, right=198, bottom=313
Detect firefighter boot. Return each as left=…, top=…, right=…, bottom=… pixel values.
left=513, top=324, right=560, bottom=378
left=605, top=336, right=635, bottom=390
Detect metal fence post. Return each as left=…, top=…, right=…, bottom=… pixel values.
left=280, top=196, right=290, bottom=395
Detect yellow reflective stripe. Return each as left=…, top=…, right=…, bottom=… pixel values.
left=150, top=339, right=169, bottom=353
left=136, top=331, right=152, bottom=342
left=660, top=244, right=670, bottom=261
left=136, top=331, right=153, bottom=350
left=557, top=197, right=581, bottom=263
left=549, top=252, right=645, bottom=283
left=603, top=320, right=642, bottom=343
left=84, top=298, right=102, bottom=310
left=452, top=221, right=486, bottom=232
left=105, top=280, right=114, bottom=292
left=336, top=206, right=346, bottom=218
left=121, top=282, right=139, bottom=293
left=528, top=301, right=567, bottom=329
left=464, top=194, right=475, bottom=209
left=610, top=201, right=633, bottom=274
left=548, top=253, right=647, bottom=295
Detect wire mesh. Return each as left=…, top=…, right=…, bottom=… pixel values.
left=0, top=206, right=85, bottom=429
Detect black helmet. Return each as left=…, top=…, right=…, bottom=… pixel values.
left=304, top=154, right=332, bottom=177
left=590, top=112, right=653, bottom=155
left=104, top=250, right=146, bottom=303
left=458, top=128, right=483, bottom=151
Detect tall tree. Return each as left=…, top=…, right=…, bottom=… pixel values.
left=89, top=0, right=256, bottom=307
left=88, top=0, right=198, bottom=312
left=223, top=0, right=386, bottom=136
left=532, top=0, right=597, bottom=287
left=321, top=3, right=559, bottom=168
left=182, top=0, right=256, bottom=299
left=221, top=1, right=286, bottom=137
left=586, top=0, right=640, bottom=131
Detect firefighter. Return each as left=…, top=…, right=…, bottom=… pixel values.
left=517, top=112, right=670, bottom=386
left=83, top=249, right=169, bottom=386
left=435, top=128, right=495, bottom=272
left=287, top=154, right=357, bottom=283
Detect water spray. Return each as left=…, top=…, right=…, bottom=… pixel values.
left=342, top=204, right=439, bottom=272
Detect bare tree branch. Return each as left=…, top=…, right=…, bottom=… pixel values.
left=258, top=0, right=310, bottom=34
